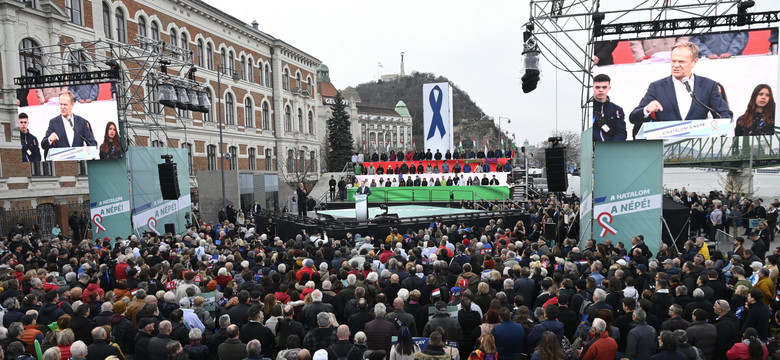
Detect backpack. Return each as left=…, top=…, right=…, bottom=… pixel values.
left=560, top=336, right=578, bottom=360
left=574, top=293, right=592, bottom=315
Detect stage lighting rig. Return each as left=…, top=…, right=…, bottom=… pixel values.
left=521, top=23, right=541, bottom=94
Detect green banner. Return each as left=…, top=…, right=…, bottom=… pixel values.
left=128, top=148, right=191, bottom=236
left=592, top=141, right=663, bottom=253
left=89, top=158, right=132, bottom=241
left=347, top=186, right=509, bottom=203
left=579, top=128, right=594, bottom=243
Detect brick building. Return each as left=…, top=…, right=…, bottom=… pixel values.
left=0, top=0, right=323, bottom=233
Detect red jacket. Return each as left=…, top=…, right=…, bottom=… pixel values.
left=296, top=266, right=315, bottom=282
left=581, top=331, right=618, bottom=360
left=726, top=341, right=768, bottom=360
left=115, top=262, right=130, bottom=280
left=82, top=283, right=105, bottom=302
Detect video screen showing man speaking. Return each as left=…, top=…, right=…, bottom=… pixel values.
left=16, top=82, right=122, bottom=161
left=593, top=28, right=777, bottom=138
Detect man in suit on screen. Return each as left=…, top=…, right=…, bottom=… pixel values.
left=42, top=89, right=97, bottom=149
left=629, top=42, right=732, bottom=133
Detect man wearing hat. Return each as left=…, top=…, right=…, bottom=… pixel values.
left=422, top=301, right=462, bottom=344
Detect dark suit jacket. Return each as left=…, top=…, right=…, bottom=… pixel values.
left=629, top=75, right=732, bottom=125
left=356, top=186, right=372, bottom=196
left=42, top=114, right=97, bottom=148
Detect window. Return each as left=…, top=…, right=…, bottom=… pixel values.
left=148, top=82, right=162, bottom=114
left=151, top=140, right=164, bottom=147
left=225, top=93, right=235, bottom=125
left=246, top=58, right=253, bottom=82
left=220, top=48, right=227, bottom=69
left=138, top=17, right=147, bottom=49
left=180, top=32, right=187, bottom=59
left=102, top=2, right=111, bottom=39
left=206, top=43, right=213, bottom=70
left=287, top=149, right=294, bottom=172
left=240, top=56, right=246, bottom=80
left=248, top=148, right=256, bottom=170
left=150, top=21, right=159, bottom=42
left=308, top=111, right=314, bottom=135
left=299, top=150, right=305, bottom=172
left=205, top=91, right=213, bottom=122
left=284, top=105, right=291, bottom=132
left=228, top=51, right=235, bottom=73
left=115, top=8, right=126, bottom=43
left=30, top=162, right=53, bottom=177
left=19, top=38, right=42, bottom=76
left=296, top=73, right=301, bottom=89
left=207, top=145, right=217, bottom=170
left=229, top=146, right=237, bottom=170
left=177, top=103, right=189, bottom=118
left=297, top=108, right=303, bottom=132
left=66, top=0, right=83, bottom=25
left=264, top=65, right=270, bottom=87
left=265, top=149, right=273, bottom=170
left=262, top=102, right=270, bottom=129
left=20, top=0, right=35, bottom=8
left=182, top=143, right=194, bottom=175
left=78, top=160, right=88, bottom=176
left=244, top=98, right=253, bottom=128
left=307, top=77, right=313, bottom=94
left=257, top=62, right=263, bottom=85
left=196, top=39, right=204, bottom=67
left=283, top=68, right=289, bottom=90
left=310, top=151, right=316, bottom=172
left=67, top=49, right=87, bottom=73
left=169, top=29, right=177, bottom=48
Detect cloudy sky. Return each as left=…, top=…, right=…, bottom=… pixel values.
left=204, top=0, right=582, bottom=146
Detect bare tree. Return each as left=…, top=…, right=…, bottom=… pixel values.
left=530, top=129, right=582, bottom=169
left=279, top=145, right=318, bottom=191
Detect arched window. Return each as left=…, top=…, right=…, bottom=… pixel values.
left=283, top=68, right=290, bottom=90
left=240, top=56, right=246, bottom=80
left=66, top=0, right=83, bottom=25
left=284, top=105, right=292, bottom=132
left=19, top=38, right=42, bottom=76
left=102, top=2, right=111, bottom=39
left=169, top=29, right=177, bottom=48
left=220, top=48, right=227, bottom=69
left=229, top=146, right=237, bottom=170
left=225, top=93, right=235, bottom=125
left=115, top=8, right=126, bottom=43
left=299, top=150, right=305, bottom=172
left=264, top=65, right=270, bottom=87
left=182, top=143, right=194, bottom=175
left=246, top=58, right=253, bottom=82
left=307, top=77, right=313, bottom=94
left=244, top=97, right=253, bottom=128
left=68, top=49, right=88, bottom=73
left=308, top=111, right=314, bottom=135
left=297, top=109, right=303, bottom=132
left=228, top=51, right=234, bottom=73
left=138, top=16, right=147, bottom=39
left=206, top=43, right=213, bottom=70
left=205, top=90, right=213, bottom=122
left=262, top=102, right=270, bottom=130
left=150, top=21, right=159, bottom=41
left=287, top=149, right=294, bottom=172
left=257, top=61, right=263, bottom=85
left=248, top=147, right=256, bottom=170
left=296, top=73, right=302, bottom=89
left=196, top=39, right=204, bottom=67
left=310, top=151, right=317, bottom=171
left=180, top=32, right=187, bottom=56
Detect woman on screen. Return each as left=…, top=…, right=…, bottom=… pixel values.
left=735, top=84, right=775, bottom=136
left=99, top=121, right=122, bottom=159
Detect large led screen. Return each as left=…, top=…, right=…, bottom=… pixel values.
left=16, top=82, right=122, bottom=161
left=593, top=28, right=777, bottom=139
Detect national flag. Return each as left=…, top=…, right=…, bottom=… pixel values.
left=363, top=140, right=367, bottom=153
left=484, top=135, right=489, bottom=155
left=373, top=139, right=378, bottom=152
left=400, top=138, right=404, bottom=151
left=412, top=138, right=417, bottom=152
left=386, top=140, right=390, bottom=156
left=512, top=133, right=517, bottom=149
left=378, top=62, right=383, bottom=68
left=458, top=138, right=463, bottom=153
left=472, top=136, right=476, bottom=150
left=500, top=135, right=504, bottom=150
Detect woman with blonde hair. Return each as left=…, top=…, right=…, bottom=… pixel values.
left=468, top=332, right=498, bottom=360
left=530, top=331, right=563, bottom=360
left=41, top=347, right=61, bottom=360
left=57, top=329, right=74, bottom=360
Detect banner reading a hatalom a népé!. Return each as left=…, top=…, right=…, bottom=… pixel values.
left=89, top=158, right=132, bottom=241
left=579, top=128, right=594, bottom=243
left=592, top=140, right=663, bottom=252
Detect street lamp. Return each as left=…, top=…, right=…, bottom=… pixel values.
left=216, top=65, right=240, bottom=210
left=498, top=117, right=511, bottom=152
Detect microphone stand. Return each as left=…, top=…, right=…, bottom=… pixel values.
left=683, top=80, right=722, bottom=119
left=69, top=119, right=95, bottom=146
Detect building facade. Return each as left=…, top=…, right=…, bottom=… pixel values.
left=0, top=0, right=323, bottom=229
left=356, top=102, right=413, bottom=156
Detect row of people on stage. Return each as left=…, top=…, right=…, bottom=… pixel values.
left=592, top=41, right=775, bottom=142
left=351, top=147, right=513, bottom=163
left=364, top=173, right=505, bottom=188
left=353, top=160, right=513, bottom=175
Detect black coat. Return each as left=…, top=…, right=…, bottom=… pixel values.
left=69, top=315, right=96, bottom=345
left=239, top=322, right=275, bottom=358
left=85, top=339, right=124, bottom=360
left=715, top=312, right=741, bottom=360
left=134, top=331, right=153, bottom=360
left=148, top=334, right=173, bottom=360
left=228, top=303, right=250, bottom=328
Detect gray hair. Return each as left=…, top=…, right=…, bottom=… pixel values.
left=347, top=274, right=357, bottom=286
left=70, top=341, right=88, bottom=356
left=101, top=302, right=113, bottom=312
left=311, top=290, right=323, bottom=302
left=246, top=339, right=261, bottom=355
left=189, top=328, right=202, bottom=342
left=592, top=318, right=607, bottom=332
left=316, top=312, right=331, bottom=327
left=633, top=308, right=647, bottom=322
left=593, top=288, right=607, bottom=302
left=219, top=314, right=231, bottom=329
left=692, top=288, right=704, bottom=299
left=503, top=278, right=514, bottom=290
left=91, top=327, right=107, bottom=340
left=374, top=303, right=386, bottom=317
left=715, top=299, right=730, bottom=312
left=354, top=331, right=367, bottom=344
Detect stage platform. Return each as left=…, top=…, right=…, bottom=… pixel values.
left=318, top=205, right=483, bottom=221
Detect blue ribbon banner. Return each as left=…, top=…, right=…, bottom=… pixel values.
left=427, top=85, right=446, bottom=140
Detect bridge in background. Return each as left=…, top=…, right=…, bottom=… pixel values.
left=663, top=128, right=780, bottom=170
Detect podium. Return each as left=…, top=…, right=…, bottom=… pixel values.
left=354, top=194, right=368, bottom=221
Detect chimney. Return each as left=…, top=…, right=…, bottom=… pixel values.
left=251, top=20, right=259, bottom=30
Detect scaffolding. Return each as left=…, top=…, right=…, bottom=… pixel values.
left=527, top=0, right=776, bottom=130
left=17, top=36, right=199, bottom=149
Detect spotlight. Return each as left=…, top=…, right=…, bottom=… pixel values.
left=521, top=37, right=540, bottom=94
left=592, top=12, right=605, bottom=36
left=25, top=67, right=41, bottom=76
left=738, top=1, right=755, bottom=26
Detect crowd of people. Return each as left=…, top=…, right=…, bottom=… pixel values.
left=0, top=188, right=777, bottom=360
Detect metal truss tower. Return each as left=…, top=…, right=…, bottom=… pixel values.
left=528, top=0, right=777, bottom=130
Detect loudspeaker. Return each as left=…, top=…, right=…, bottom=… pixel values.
left=158, top=162, right=180, bottom=200
left=545, top=147, right=568, bottom=192
left=544, top=223, right=557, bottom=240
left=164, top=223, right=176, bottom=234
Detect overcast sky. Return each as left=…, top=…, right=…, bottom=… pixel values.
left=203, top=0, right=582, bottom=146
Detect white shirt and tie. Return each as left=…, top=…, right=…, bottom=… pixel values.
left=62, top=115, right=75, bottom=146
left=672, top=74, right=694, bottom=119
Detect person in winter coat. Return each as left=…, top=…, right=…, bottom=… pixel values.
left=413, top=331, right=451, bottom=360
left=184, top=328, right=210, bottom=360
left=526, top=305, right=564, bottom=347
left=579, top=318, right=618, bottom=360
left=108, top=301, right=136, bottom=356
left=726, top=327, right=769, bottom=360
